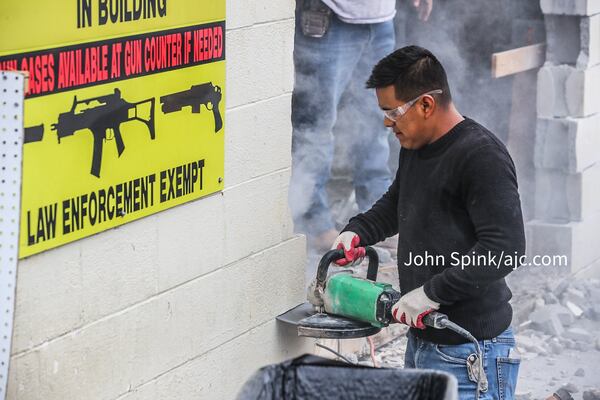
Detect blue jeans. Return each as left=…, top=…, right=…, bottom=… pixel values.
left=404, top=328, right=520, bottom=400
left=289, top=11, right=395, bottom=236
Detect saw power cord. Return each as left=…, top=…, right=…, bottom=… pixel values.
left=445, top=320, right=486, bottom=400
left=316, top=340, right=379, bottom=368
left=425, top=313, right=487, bottom=400
left=367, top=336, right=379, bottom=368
left=315, top=343, right=355, bottom=365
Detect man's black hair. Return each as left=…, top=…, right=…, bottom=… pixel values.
left=366, top=45, right=452, bottom=106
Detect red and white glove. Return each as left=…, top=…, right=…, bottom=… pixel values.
left=392, top=286, right=440, bottom=329
left=331, top=231, right=366, bottom=267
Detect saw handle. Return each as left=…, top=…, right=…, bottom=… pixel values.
left=421, top=311, right=449, bottom=329
left=364, top=247, right=379, bottom=281
left=315, top=246, right=379, bottom=289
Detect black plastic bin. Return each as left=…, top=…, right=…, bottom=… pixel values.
left=237, top=354, right=457, bottom=400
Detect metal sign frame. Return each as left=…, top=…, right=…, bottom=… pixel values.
left=0, top=70, right=25, bottom=399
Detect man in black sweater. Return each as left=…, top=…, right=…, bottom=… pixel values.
left=331, top=46, right=525, bottom=399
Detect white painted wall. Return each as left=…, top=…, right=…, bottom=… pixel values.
left=7, top=1, right=315, bottom=398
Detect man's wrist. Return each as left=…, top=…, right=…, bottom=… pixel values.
left=341, top=223, right=369, bottom=246
left=423, top=278, right=451, bottom=306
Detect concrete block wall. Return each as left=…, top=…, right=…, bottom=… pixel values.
left=537, top=63, right=600, bottom=117
left=7, top=1, right=315, bottom=399
left=543, top=10, right=600, bottom=68
left=541, top=0, right=600, bottom=18
left=528, top=0, right=600, bottom=276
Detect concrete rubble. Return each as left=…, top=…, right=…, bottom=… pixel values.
left=495, top=270, right=600, bottom=399
left=583, top=389, right=600, bottom=400
left=513, top=274, right=600, bottom=356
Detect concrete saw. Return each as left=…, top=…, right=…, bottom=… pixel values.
left=277, top=247, right=400, bottom=339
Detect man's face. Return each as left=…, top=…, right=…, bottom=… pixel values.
left=376, top=85, right=433, bottom=150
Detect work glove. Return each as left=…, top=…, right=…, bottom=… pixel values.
left=392, top=286, right=440, bottom=329
left=331, top=231, right=365, bottom=267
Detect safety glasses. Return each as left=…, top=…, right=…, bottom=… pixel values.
left=383, top=89, right=443, bottom=122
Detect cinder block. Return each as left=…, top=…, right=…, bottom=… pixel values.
left=225, top=94, right=293, bottom=187
left=8, top=237, right=308, bottom=400
left=280, top=178, right=296, bottom=240
left=578, top=14, right=600, bottom=67
left=116, top=320, right=314, bottom=400
left=226, top=0, right=255, bottom=30
left=564, top=327, right=593, bottom=342
left=12, top=244, right=83, bottom=354
left=254, top=0, right=295, bottom=26
left=537, top=64, right=600, bottom=118
left=516, top=334, right=550, bottom=355
left=78, top=216, right=160, bottom=321
left=543, top=11, right=600, bottom=68
left=566, top=63, right=600, bottom=116
left=226, top=20, right=295, bottom=109
left=530, top=307, right=564, bottom=336
left=12, top=216, right=160, bottom=354
left=156, top=194, right=226, bottom=292
left=574, top=163, right=600, bottom=220
left=227, top=0, right=295, bottom=30
left=565, top=300, right=584, bottom=317
left=541, top=0, right=600, bottom=16
left=526, top=212, right=600, bottom=274
left=534, top=169, right=570, bottom=222
left=535, top=163, right=600, bottom=223
left=535, top=115, right=600, bottom=173
left=562, top=287, right=586, bottom=307
left=545, top=15, right=581, bottom=65
left=547, top=304, right=576, bottom=326
left=223, top=169, right=294, bottom=264
left=537, top=65, right=574, bottom=118
left=544, top=13, right=600, bottom=68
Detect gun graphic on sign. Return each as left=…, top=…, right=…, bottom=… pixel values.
left=51, top=89, right=156, bottom=178
left=160, top=82, right=223, bottom=133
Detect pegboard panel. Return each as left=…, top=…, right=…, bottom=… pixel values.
left=0, top=71, right=25, bottom=399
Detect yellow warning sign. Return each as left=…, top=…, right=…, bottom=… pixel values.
left=0, top=1, right=226, bottom=258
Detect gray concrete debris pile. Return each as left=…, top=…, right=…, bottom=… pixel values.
left=583, top=389, right=600, bottom=400
left=508, top=269, right=600, bottom=399
left=513, top=277, right=600, bottom=359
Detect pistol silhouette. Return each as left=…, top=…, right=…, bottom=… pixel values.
left=160, top=82, right=223, bottom=133
left=51, top=89, right=155, bottom=178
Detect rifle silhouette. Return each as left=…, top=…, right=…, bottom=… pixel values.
left=51, top=89, right=155, bottom=178
left=24, top=124, right=44, bottom=143
left=160, top=82, right=223, bottom=133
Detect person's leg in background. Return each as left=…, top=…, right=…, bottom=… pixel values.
left=290, top=11, right=370, bottom=247
left=348, top=19, right=395, bottom=212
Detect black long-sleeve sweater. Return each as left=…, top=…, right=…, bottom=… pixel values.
left=343, top=118, right=526, bottom=345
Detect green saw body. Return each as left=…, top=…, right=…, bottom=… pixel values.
left=322, top=273, right=399, bottom=328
